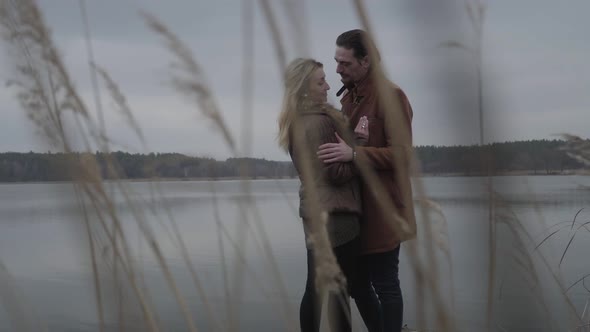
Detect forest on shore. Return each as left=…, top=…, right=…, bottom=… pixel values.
left=0, top=139, right=587, bottom=182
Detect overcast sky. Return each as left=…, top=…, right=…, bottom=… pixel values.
left=0, top=0, right=588, bottom=161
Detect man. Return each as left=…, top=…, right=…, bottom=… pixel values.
left=317, top=29, right=417, bottom=332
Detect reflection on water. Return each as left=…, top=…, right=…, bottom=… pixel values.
left=0, top=176, right=589, bottom=331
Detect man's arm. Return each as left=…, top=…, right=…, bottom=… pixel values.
left=318, top=87, right=413, bottom=171
left=316, top=133, right=354, bottom=163
left=316, top=116, right=368, bottom=162
left=294, top=116, right=357, bottom=185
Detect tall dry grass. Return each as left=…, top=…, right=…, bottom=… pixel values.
left=439, top=1, right=590, bottom=331
left=0, top=0, right=587, bottom=331
left=439, top=1, right=496, bottom=328
left=0, top=0, right=474, bottom=330
left=0, top=0, right=214, bottom=331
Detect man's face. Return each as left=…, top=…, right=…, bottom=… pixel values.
left=335, top=46, right=369, bottom=86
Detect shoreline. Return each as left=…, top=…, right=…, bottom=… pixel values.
left=418, top=170, right=588, bottom=177
left=0, top=176, right=296, bottom=185
left=0, top=170, right=587, bottom=185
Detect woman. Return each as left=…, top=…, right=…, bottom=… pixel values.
left=277, top=58, right=369, bottom=332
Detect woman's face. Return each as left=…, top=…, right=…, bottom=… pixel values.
left=307, top=67, right=330, bottom=104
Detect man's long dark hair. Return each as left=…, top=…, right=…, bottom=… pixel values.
left=336, top=29, right=381, bottom=62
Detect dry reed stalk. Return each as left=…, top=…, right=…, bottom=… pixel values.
left=95, top=65, right=146, bottom=148
left=438, top=1, right=499, bottom=330
left=141, top=11, right=236, bottom=154
left=0, top=1, right=158, bottom=329
left=281, top=0, right=309, bottom=57
left=259, top=1, right=356, bottom=318
left=463, top=1, right=497, bottom=329
left=143, top=181, right=224, bottom=331
left=74, top=184, right=105, bottom=332
left=113, top=181, right=200, bottom=332
left=227, top=0, right=256, bottom=327
left=351, top=0, right=456, bottom=330
left=288, top=121, right=347, bottom=297
left=258, top=0, right=287, bottom=71
left=0, top=261, right=47, bottom=332
left=78, top=0, right=105, bottom=140
left=495, top=191, right=585, bottom=329
left=493, top=195, right=557, bottom=330
left=143, top=10, right=298, bottom=330
left=207, top=177, right=235, bottom=330
left=0, top=1, right=225, bottom=331
left=139, top=18, right=245, bottom=327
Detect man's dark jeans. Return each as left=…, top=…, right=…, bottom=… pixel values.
left=352, top=246, right=403, bottom=332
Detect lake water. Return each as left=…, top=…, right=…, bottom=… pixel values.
left=0, top=176, right=589, bottom=331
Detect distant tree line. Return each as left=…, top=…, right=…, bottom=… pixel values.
left=0, top=139, right=586, bottom=182
left=416, top=139, right=587, bottom=176
left=0, top=151, right=297, bottom=182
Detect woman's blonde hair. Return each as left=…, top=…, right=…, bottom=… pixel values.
left=277, top=58, right=324, bottom=151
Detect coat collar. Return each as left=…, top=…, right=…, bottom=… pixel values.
left=339, top=72, right=375, bottom=105
left=301, top=104, right=330, bottom=115
left=300, top=104, right=347, bottom=124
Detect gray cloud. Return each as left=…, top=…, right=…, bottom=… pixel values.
left=0, top=0, right=588, bottom=160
